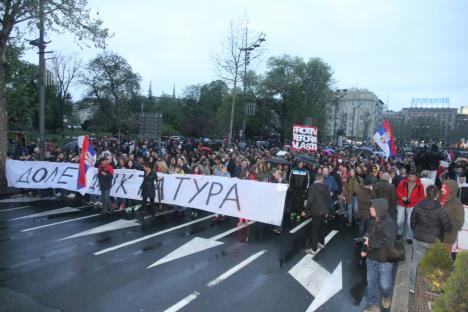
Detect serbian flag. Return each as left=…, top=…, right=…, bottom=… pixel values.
left=77, top=135, right=96, bottom=194
left=373, top=120, right=397, bottom=158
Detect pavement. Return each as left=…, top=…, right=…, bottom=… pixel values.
left=0, top=196, right=371, bottom=312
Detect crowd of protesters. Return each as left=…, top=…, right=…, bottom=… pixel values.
left=9, top=135, right=468, bottom=312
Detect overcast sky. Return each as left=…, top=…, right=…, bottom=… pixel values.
left=23, top=0, right=468, bottom=111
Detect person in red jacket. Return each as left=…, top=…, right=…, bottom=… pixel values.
left=396, top=170, right=425, bottom=244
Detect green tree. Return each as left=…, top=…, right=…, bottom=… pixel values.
left=0, top=0, right=110, bottom=190
left=81, top=51, right=141, bottom=139
left=257, top=55, right=334, bottom=143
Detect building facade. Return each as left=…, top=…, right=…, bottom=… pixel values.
left=401, top=107, right=457, bottom=141
left=327, top=88, right=384, bottom=141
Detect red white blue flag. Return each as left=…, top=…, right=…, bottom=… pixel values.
left=77, top=135, right=96, bottom=194
left=373, top=120, right=397, bottom=158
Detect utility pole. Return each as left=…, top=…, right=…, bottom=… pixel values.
left=240, top=30, right=266, bottom=143
left=38, top=0, right=46, bottom=160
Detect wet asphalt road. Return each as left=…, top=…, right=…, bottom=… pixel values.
left=0, top=196, right=369, bottom=312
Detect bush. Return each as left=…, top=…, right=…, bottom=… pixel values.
left=432, top=251, right=468, bottom=312
left=419, top=240, right=453, bottom=293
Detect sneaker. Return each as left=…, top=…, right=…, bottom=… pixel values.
left=273, top=227, right=282, bottom=234
left=363, top=305, right=380, bottom=312
left=305, top=248, right=318, bottom=255
left=409, top=289, right=415, bottom=294
left=382, top=297, right=391, bottom=309
left=406, top=239, right=413, bottom=245
left=317, top=243, right=325, bottom=249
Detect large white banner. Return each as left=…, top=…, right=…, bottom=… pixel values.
left=6, top=160, right=287, bottom=226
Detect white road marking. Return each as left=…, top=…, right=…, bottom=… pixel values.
left=147, top=221, right=255, bottom=269
left=0, top=205, right=32, bottom=212
left=288, top=230, right=341, bottom=312
left=94, top=214, right=215, bottom=255
left=207, top=250, right=267, bottom=287
left=59, top=219, right=141, bottom=240
left=289, top=218, right=313, bottom=234
left=10, top=207, right=81, bottom=221
left=164, top=291, right=200, bottom=312
left=0, top=197, right=42, bottom=203
left=21, top=214, right=100, bottom=232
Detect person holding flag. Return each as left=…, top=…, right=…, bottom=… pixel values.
left=77, top=135, right=96, bottom=195
left=373, top=120, right=397, bottom=159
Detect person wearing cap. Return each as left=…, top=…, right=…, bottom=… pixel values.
left=396, top=170, right=425, bottom=244
left=361, top=198, right=397, bottom=312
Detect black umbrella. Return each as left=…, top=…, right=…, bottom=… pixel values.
left=295, top=155, right=317, bottom=164
left=267, top=157, right=293, bottom=166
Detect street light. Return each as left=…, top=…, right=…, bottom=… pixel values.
left=240, top=30, right=266, bottom=143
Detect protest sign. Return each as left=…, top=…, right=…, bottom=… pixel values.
left=292, top=124, right=318, bottom=151
left=6, top=160, right=287, bottom=226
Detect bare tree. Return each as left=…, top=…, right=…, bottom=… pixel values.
left=51, top=53, right=82, bottom=129
left=214, top=17, right=264, bottom=144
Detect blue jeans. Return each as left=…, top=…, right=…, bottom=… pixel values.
left=367, top=258, right=393, bottom=306
left=347, top=196, right=358, bottom=223
left=358, top=217, right=369, bottom=238
left=397, top=205, right=414, bottom=239
left=410, top=239, right=432, bottom=292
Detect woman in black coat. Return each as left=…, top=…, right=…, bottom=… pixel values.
left=138, top=162, right=158, bottom=223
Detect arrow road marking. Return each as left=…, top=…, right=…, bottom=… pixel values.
left=207, top=250, right=267, bottom=287
left=94, top=214, right=215, bottom=255
left=10, top=206, right=82, bottom=221
left=289, top=218, right=313, bottom=234
left=288, top=230, right=341, bottom=312
left=59, top=219, right=141, bottom=240
left=22, top=214, right=100, bottom=232
left=164, top=250, right=267, bottom=312
left=164, top=291, right=200, bottom=312
left=147, top=221, right=255, bottom=269
left=0, top=205, right=32, bottom=212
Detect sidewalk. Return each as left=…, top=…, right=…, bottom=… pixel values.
left=391, top=242, right=413, bottom=312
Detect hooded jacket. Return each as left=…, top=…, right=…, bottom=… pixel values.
left=443, top=180, right=465, bottom=244
left=410, top=199, right=453, bottom=244
left=365, top=198, right=397, bottom=262
left=396, top=177, right=425, bottom=207
left=352, top=183, right=376, bottom=218
left=305, top=182, right=329, bottom=216
left=375, top=180, right=398, bottom=217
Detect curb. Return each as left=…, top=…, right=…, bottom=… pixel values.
left=391, top=243, right=412, bottom=312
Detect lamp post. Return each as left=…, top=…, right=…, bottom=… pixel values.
left=29, top=0, right=47, bottom=160
left=240, top=29, right=266, bottom=143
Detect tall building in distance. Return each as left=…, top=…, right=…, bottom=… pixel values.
left=400, top=107, right=457, bottom=141
left=327, top=88, right=384, bottom=141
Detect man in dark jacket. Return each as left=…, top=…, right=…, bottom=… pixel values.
left=361, top=198, right=397, bottom=312
left=409, top=185, right=453, bottom=293
left=98, top=157, right=114, bottom=214
left=138, top=162, right=158, bottom=224
left=375, top=172, right=398, bottom=220
left=303, top=174, right=329, bottom=255
left=288, top=161, right=310, bottom=221
left=352, top=178, right=376, bottom=238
